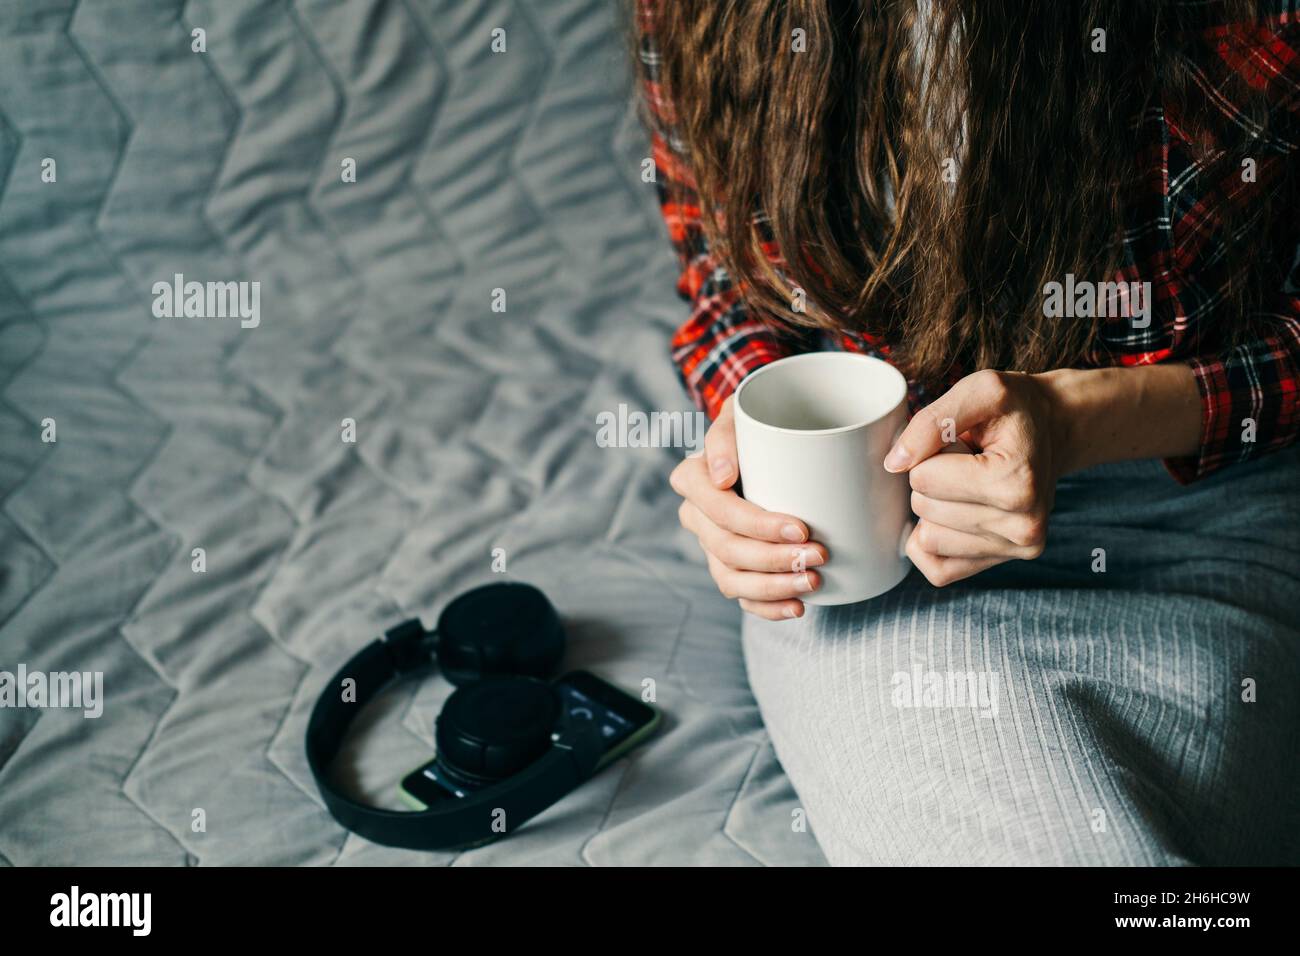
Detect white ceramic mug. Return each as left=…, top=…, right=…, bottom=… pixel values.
left=733, top=352, right=914, bottom=605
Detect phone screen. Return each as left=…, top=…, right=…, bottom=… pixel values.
left=555, top=670, right=657, bottom=753
left=398, top=671, right=659, bottom=809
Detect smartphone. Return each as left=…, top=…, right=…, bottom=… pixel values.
left=398, top=670, right=660, bottom=810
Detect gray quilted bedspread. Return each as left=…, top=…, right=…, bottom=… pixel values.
left=0, top=0, right=826, bottom=865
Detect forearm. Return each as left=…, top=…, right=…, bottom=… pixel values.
left=1037, top=364, right=1202, bottom=476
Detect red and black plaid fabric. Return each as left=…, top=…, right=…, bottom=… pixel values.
left=639, top=0, right=1300, bottom=483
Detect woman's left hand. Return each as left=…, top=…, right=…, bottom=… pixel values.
left=883, top=369, right=1067, bottom=587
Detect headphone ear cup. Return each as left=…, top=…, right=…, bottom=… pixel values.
left=434, top=582, right=564, bottom=685
left=434, top=676, right=559, bottom=788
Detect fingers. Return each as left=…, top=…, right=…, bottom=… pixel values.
left=681, top=501, right=828, bottom=571
left=704, top=396, right=739, bottom=489
left=884, top=369, right=1011, bottom=472
left=739, top=598, right=807, bottom=621
left=706, top=553, right=821, bottom=603
left=908, top=450, right=1038, bottom=512
left=670, top=454, right=809, bottom=543
left=910, top=491, right=1047, bottom=550
left=910, top=518, right=1044, bottom=560
left=673, top=410, right=822, bottom=619
left=905, top=528, right=1004, bottom=587
left=906, top=452, right=994, bottom=506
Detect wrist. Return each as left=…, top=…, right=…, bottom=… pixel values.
left=1033, top=367, right=1101, bottom=477
left=1031, top=364, right=1202, bottom=475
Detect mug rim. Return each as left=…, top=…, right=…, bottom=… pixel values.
left=733, top=352, right=908, bottom=437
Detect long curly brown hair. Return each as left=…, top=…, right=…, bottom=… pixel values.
left=639, top=0, right=1293, bottom=391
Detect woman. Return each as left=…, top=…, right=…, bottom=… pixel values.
left=638, top=0, right=1300, bottom=864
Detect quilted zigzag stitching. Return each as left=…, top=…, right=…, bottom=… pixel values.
left=66, top=2, right=246, bottom=864
left=65, top=0, right=325, bottom=861
left=171, top=1, right=382, bottom=860
left=718, top=740, right=768, bottom=866
left=393, top=0, right=469, bottom=299
left=266, top=1, right=479, bottom=865
left=491, top=0, right=572, bottom=269
left=0, top=5, right=188, bottom=865
left=529, top=0, right=663, bottom=293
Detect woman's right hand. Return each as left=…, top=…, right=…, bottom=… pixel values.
left=670, top=396, right=826, bottom=620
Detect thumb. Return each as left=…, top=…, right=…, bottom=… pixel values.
left=705, top=395, right=739, bottom=488
left=883, top=371, right=1004, bottom=472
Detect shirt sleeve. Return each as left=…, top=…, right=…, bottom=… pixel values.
left=638, top=5, right=800, bottom=421
left=1163, top=292, right=1300, bottom=483
left=1162, top=10, right=1300, bottom=483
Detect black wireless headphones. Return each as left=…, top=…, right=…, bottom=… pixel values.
left=305, top=582, right=605, bottom=850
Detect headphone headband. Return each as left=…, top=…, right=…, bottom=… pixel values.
left=305, top=618, right=603, bottom=851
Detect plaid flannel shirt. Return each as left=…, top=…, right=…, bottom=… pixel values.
left=639, top=0, right=1300, bottom=483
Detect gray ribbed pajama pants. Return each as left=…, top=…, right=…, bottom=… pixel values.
left=742, top=446, right=1300, bottom=865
